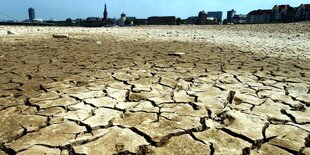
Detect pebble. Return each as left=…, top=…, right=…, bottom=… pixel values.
left=7, top=30, right=16, bottom=35
left=53, top=34, right=69, bottom=39
left=169, top=52, right=186, bottom=56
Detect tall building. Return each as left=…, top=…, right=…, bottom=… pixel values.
left=28, top=8, right=35, bottom=22
left=226, top=9, right=236, bottom=23
left=207, top=11, right=223, bottom=21
left=103, top=3, right=108, bottom=21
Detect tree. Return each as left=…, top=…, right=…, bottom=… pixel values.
left=65, top=18, right=73, bottom=26
left=75, top=18, right=83, bottom=26
left=125, top=19, right=132, bottom=25
left=176, top=18, right=182, bottom=25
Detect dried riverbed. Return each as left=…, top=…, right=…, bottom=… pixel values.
left=0, top=23, right=309, bottom=155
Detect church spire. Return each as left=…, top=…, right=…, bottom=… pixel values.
left=104, top=3, right=108, bottom=22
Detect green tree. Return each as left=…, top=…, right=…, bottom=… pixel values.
left=176, top=18, right=182, bottom=25
left=75, top=18, right=83, bottom=26
left=65, top=18, right=73, bottom=26
left=125, top=19, right=132, bottom=25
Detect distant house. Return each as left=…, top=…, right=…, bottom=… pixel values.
left=33, top=18, right=43, bottom=23
left=207, top=11, right=223, bottom=22
left=206, top=17, right=219, bottom=25
left=196, top=11, right=208, bottom=25
left=106, top=18, right=116, bottom=25
left=126, top=17, right=136, bottom=25
left=186, top=16, right=198, bottom=24
left=86, top=17, right=102, bottom=22
left=85, top=17, right=104, bottom=27
left=271, top=5, right=296, bottom=23
left=247, top=9, right=272, bottom=24
left=147, top=16, right=177, bottom=25
left=296, top=4, right=310, bottom=21
left=232, top=14, right=247, bottom=24
left=135, top=19, right=147, bottom=25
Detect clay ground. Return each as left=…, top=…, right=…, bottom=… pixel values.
left=0, top=23, right=310, bottom=155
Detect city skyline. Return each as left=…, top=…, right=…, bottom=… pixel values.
left=1, top=0, right=310, bottom=21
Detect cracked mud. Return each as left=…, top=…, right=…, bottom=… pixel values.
left=0, top=24, right=310, bottom=155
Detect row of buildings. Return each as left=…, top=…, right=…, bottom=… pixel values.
left=72, top=3, right=310, bottom=26
left=246, top=4, right=310, bottom=24
left=148, top=4, right=310, bottom=25
left=187, top=4, right=310, bottom=25
left=144, top=4, right=310, bottom=25
left=185, top=11, right=223, bottom=25
left=23, top=3, right=310, bottom=26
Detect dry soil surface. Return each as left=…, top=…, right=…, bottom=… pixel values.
left=0, top=23, right=310, bottom=155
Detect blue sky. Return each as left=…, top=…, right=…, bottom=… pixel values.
left=0, top=0, right=309, bottom=21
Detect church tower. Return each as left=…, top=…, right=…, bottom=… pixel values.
left=103, top=3, right=108, bottom=21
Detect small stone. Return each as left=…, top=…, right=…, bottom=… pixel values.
left=96, top=41, right=102, bottom=44
left=169, top=52, right=186, bottom=56
left=53, top=33, right=69, bottom=38
left=7, top=30, right=16, bottom=35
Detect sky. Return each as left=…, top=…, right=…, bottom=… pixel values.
left=0, top=0, right=309, bottom=21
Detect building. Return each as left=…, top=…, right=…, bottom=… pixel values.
left=271, top=5, right=296, bottom=23
left=247, top=9, right=272, bottom=24
left=186, top=16, right=198, bottom=24
left=83, top=17, right=104, bottom=27
left=126, top=17, right=136, bottom=25
left=296, top=4, right=310, bottom=21
left=28, top=8, right=35, bottom=22
left=147, top=16, right=177, bottom=25
left=207, top=11, right=223, bottom=22
left=103, top=3, right=108, bottom=22
left=206, top=17, right=219, bottom=25
left=135, top=19, right=147, bottom=25
left=232, top=14, right=247, bottom=24
left=196, top=11, right=208, bottom=25
left=104, top=18, right=116, bottom=26
left=118, top=13, right=126, bottom=26
left=86, top=17, right=102, bottom=22
left=33, top=18, right=43, bottom=23
left=226, top=9, right=236, bottom=23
